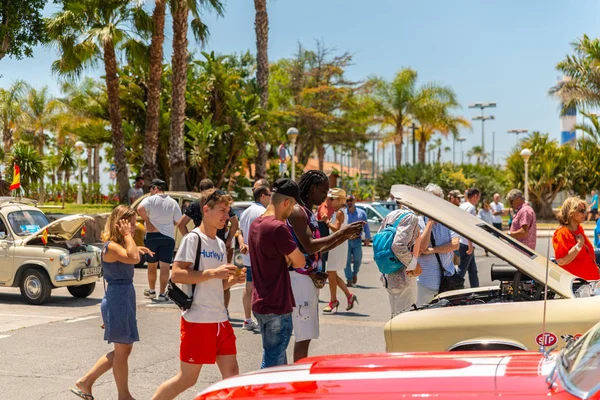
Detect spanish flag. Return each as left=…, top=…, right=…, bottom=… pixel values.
left=81, top=226, right=86, bottom=238
left=41, top=229, right=48, bottom=245
left=9, top=164, right=20, bottom=191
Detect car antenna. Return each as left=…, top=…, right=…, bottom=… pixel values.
left=540, top=226, right=554, bottom=358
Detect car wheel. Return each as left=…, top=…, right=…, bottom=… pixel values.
left=67, top=282, right=96, bottom=298
left=19, top=268, right=52, bottom=305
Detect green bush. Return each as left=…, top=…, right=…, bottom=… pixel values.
left=375, top=163, right=508, bottom=201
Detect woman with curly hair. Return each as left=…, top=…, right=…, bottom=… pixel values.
left=70, top=205, right=153, bottom=400
left=553, top=197, right=600, bottom=281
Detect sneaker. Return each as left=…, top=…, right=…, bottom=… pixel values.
left=143, top=289, right=156, bottom=298
left=155, top=294, right=170, bottom=302
left=243, top=320, right=259, bottom=331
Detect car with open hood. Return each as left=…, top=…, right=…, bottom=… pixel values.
left=195, top=321, right=600, bottom=399
left=385, top=185, right=600, bottom=353
left=0, top=199, right=101, bottom=304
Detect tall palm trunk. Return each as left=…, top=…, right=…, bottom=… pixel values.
left=142, top=0, right=166, bottom=188
left=393, top=125, right=403, bottom=167
left=418, top=140, right=427, bottom=164
left=86, top=145, right=93, bottom=186
left=254, top=0, right=269, bottom=179
left=103, top=40, right=129, bottom=202
left=93, top=145, right=100, bottom=185
left=317, top=143, right=325, bottom=171
left=2, top=127, right=12, bottom=156
left=168, top=0, right=189, bottom=191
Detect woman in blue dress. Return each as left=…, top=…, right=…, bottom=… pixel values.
left=70, top=205, right=153, bottom=400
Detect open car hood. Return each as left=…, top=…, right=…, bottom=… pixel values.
left=23, top=214, right=93, bottom=244
left=390, top=185, right=575, bottom=299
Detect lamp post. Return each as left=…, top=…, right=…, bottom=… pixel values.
left=457, top=137, right=466, bottom=164
left=469, top=102, right=496, bottom=155
left=287, top=127, right=299, bottom=181
left=507, top=129, right=528, bottom=145
left=75, top=141, right=85, bottom=205
left=520, top=148, right=532, bottom=203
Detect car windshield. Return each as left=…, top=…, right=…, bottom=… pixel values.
left=559, top=322, right=600, bottom=397
left=372, top=204, right=392, bottom=217
left=8, top=211, right=49, bottom=236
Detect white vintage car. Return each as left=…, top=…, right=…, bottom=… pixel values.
left=0, top=199, right=101, bottom=304
left=385, top=185, right=600, bottom=353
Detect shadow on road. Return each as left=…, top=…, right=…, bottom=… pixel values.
left=0, top=292, right=102, bottom=307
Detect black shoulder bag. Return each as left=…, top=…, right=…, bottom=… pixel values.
left=165, top=232, right=202, bottom=311
left=431, top=231, right=465, bottom=293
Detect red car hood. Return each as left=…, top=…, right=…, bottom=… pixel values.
left=196, top=352, right=579, bottom=399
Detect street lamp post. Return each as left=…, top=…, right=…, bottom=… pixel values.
left=507, top=129, right=528, bottom=145
left=457, top=137, right=466, bottom=164
left=469, top=102, right=496, bottom=155
left=75, top=141, right=85, bottom=205
left=287, top=127, right=299, bottom=181
left=520, top=148, right=532, bottom=203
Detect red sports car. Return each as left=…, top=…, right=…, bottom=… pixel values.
left=196, top=322, right=600, bottom=399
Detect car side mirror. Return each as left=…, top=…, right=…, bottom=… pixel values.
left=0, top=232, right=7, bottom=240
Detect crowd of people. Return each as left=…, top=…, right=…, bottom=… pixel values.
left=68, top=174, right=600, bottom=400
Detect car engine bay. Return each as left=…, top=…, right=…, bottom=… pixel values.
left=26, top=237, right=92, bottom=254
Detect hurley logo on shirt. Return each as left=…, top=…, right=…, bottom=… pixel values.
left=201, top=249, right=224, bottom=262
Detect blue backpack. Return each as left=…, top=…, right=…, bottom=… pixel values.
left=373, top=210, right=413, bottom=274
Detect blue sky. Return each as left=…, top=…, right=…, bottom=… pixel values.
left=2, top=0, right=600, bottom=176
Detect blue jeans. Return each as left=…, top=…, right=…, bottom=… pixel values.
left=344, top=239, right=363, bottom=281
left=458, top=243, right=479, bottom=288
left=253, top=312, right=293, bottom=368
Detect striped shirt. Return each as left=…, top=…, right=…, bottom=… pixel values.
left=417, top=217, right=458, bottom=290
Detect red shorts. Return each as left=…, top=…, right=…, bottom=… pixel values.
left=180, top=317, right=237, bottom=365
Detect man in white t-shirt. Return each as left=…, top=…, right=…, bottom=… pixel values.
left=136, top=179, right=182, bottom=301
left=491, top=193, right=504, bottom=231
left=458, top=188, right=481, bottom=288
left=152, top=189, right=244, bottom=400
left=128, top=176, right=144, bottom=205
left=238, top=185, right=271, bottom=331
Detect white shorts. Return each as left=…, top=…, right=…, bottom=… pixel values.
left=290, top=271, right=319, bottom=342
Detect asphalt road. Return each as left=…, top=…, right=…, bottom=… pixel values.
left=0, top=245, right=526, bottom=400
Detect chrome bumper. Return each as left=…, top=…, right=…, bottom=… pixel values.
left=55, top=268, right=102, bottom=283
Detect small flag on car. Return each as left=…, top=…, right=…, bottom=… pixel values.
left=81, top=226, right=86, bottom=238
left=9, top=164, right=20, bottom=191
left=41, top=229, right=48, bottom=245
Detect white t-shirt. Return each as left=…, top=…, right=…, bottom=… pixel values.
left=491, top=201, right=503, bottom=224
left=239, top=202, right=266, bottom=266
left=459, top=202, right=477, bottom=245
left=175, top=229, right=228, bottom=323
left=128, top=187, right=143, bottom=203
left=139, top=194, right=182, bottom=239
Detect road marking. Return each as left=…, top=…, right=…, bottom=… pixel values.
left=0, top=335, right=10, bottom=339
left=0, top=313, right=66, bottom=319
left=64, top=316, right=99, bottom=323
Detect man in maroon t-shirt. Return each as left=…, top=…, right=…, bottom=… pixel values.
left=249, top=178, right=306, bottom=368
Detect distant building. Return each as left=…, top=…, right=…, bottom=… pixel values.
left=559, top=77, right=577, bottom=145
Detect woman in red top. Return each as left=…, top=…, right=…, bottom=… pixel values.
left=553, top=197, right=600, bottom=281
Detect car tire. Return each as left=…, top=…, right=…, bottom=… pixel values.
left=67, top=282, right=96, bottom=298
left=19, top=268, right=52, bottom=305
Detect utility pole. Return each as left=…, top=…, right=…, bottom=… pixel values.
left=412, top=123, right=417, bottom=165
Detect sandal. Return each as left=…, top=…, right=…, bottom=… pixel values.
left=69, top=387, right=94, bottom=400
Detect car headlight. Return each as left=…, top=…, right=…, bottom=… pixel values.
left=59, top=253, right=71, bottom=267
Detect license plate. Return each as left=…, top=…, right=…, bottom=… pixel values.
left=82, top=267, right=102, bottom=277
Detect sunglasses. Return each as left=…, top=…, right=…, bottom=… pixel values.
left=206, top=189, right=226, bottom=204
left=577, top=208, right=587, bottom=214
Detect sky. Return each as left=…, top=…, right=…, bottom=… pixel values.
left=2, top=0, right=600, bottom=185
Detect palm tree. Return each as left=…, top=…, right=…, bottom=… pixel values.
left=0, top=80, right=27, bottom=154
left=467, top=145, right=488, bottom=165
left=22, top=86, right=61, bottom=156
left=141, top=0, right=167, bottom=187
left=46, top=0, right=149, bottom=202
left=8, top=142, right=45, bottom=198
left=575, top=111, right=600, bottom=143
left=374, top=69, right=458, bottom=166
left=253, top=0, right=269, bottom=179
left=58, top=143, right=77, bottom=208
left=169, top=0, right=224, bottom=190
left=550, top=35, right=600, bottom=110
